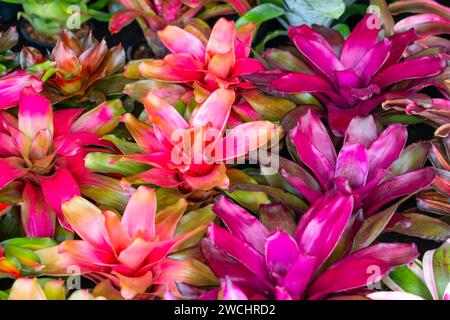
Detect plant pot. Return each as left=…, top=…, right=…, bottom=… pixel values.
left=126, top=40, right=154, bottom=61
left=0, top=3, right=21, bottom=23
left=18, top=18, right=91, bottom=52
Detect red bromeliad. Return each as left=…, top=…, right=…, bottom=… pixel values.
left=35, top=186, right=218, bottom=299
left=201, top=195, right=419, bottom=300
left=0, top=88, right=125, bottom=237
left=264, top=14, right=447, bottom=134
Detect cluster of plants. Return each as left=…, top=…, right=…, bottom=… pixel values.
left=0, top=0, right=449, bottom=300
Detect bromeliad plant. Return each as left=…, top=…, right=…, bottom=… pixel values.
left=0, top=88, right=127, bottom=237
left=201, top=194, right=419, bottom=299
left=260, top=14, right=447, bottom=134
left=35, top=186, right=218, bottom=299
left=109, top=0, right=251, bottom=57
left=22, top=30, right=125, bottom=102
left=368, top=240, right=450, bottom=300
left=87, top=88, right=281, bottom=192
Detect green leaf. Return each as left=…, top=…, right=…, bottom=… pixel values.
left=0, top=291, right=9, bottom=300
left=236, top=4, right=285, bottom=29
left=26, top=60, right=55, bottom=73
left=78, top=174, right=134, bottom=212
left=264, top=48, right=311, bottom=72
left=1, top=238, right=57, bottom=250
left=309, top=0, right=346, bottom=19
left=0, top=207, right=23, bottom=241
left=2, top=245, right=41, bottom=271
left=387, top=264, right=433, bottom=300
left=241, top=89, right=296, bottom=121
left=42, top=68, right=58, bottom=82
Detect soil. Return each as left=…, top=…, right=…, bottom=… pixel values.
left=23, top=20, right=90, bottom=46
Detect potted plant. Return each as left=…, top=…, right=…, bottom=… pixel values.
left=108, top=0, right=253, bottom=59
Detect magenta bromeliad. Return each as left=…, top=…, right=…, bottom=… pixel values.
left=0, top=0, right=449, bottom=301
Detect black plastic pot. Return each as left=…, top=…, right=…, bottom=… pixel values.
left=0, top=3, right=20, bottom=23
left=18, top=18, right=53, bottom=53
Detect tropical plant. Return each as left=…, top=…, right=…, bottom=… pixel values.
left=109, top=0, right=251, bottom=57
left=127, top=17, right=297, bottom=122
left=0, top=0, right=110, bottom=37
left=0, top=88, right=127, bottom=237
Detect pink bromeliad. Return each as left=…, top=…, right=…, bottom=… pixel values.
left=201, top=194, right=419, bottom=300
left=0, top=88, right=125, bottom=236
left=35, top=186, right=217, bottom=299
left=117, top=88, right=281, bottom=191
